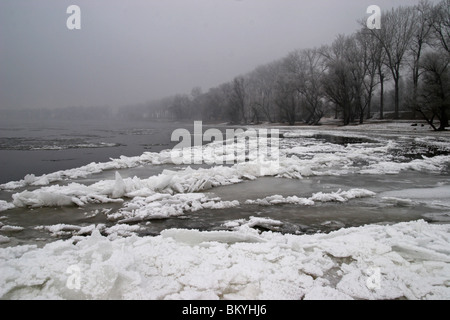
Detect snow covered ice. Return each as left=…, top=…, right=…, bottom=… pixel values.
left=0, top=124, right=450, bottom=300
left=0, top=220, right=449, bottom=300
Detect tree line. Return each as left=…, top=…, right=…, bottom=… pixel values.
left=122, top=0, right=449, bottom=130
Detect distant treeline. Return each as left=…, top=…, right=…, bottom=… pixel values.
left=122, top=0, right=449, bottom=130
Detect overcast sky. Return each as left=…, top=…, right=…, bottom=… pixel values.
left=0, top=0, right=439, bottom=110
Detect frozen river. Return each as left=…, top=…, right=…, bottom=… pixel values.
left=1, top=119, right=450, bottom=299
left=1, top=120, right=449, bottom=246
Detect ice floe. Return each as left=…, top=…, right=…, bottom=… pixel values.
left=222, top=217, right=284, bottom=231
left=0, top=201, right=14, bottom=212
left=360, top=155, right=450, bottom=175
left=0, top=235, right=10, bottom=244
left=33, top=223, right=142, bottom=241
left=0, top=220, right=449, bottom=300
left=244, top=189, right=375, bottom=206
left=0, top=225, right=24, bottom=233
left=1, top=128, right=448, bottom=193
left=1, top=127, right=449, bottom=300
left=111, top=193, right=240, bottom=222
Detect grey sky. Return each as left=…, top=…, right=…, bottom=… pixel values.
left=0, top=0, right=438, bottom=110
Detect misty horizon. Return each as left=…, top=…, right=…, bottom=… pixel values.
left=0, top=0, right=439, bottom=111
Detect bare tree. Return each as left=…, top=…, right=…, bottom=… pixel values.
left=407, top=1, right=435, bottom=117
left=246, top=62, right=280, bottom=123
left=230, top=76, right=248, bottom=124
left=430, top=0, right=450, bottom=55
left=322, top=60, right=356, bottom=125
left=368, top=6, right=416, bottom=119
left=345, top=33, right=379, bottom=124
left=170, top=94, right=191, bottom=120
left=274, top=55, right=301, bottom=125
left=355, top=30, right=380, bottom=120
left=320, top=35, right=361, bottom=125
left=417, top=52, right=450, bottom=130
left=297, top=49, right=326, bottom=125
left=358, top=25, right=391, bottom=120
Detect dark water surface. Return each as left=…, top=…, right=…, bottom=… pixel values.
left=0, top=118, right=199, bottom=183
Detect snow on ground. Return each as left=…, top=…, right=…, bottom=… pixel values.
left=0, top=220, right=449, bottom=300
left=414, top=137, right=450, bottom=151
left=271, top=120, right=448, bottom=134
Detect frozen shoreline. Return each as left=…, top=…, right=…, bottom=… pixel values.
left=1, top=220, right=449, bottom=300
left=1, top=121, right=449, bottom=299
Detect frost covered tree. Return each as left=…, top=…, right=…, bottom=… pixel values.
left=355, top=30, right=381, bottom=120
left=136, top=1, right=448, bottom=126
left=322, top=60, right=356, bottom=125
left=430, top=0, right=450, bottom=55
left=417, top=52, right=450, bottom=131
left=274, top=65, right=300, bottom=125
left=295, top=49, right=326, bottom=125
left=368, top=6, right=416, bottom=119
left=320, top=35, right=361, bottom=125
left=229, top=76, right=248, bottom=124
left=246, top=62, right=280, bottom=123
left=406, top=1, right=435, bottom=117
left=414, top=0, right=450, bottom=130
left=169, top=94, right=191, bottom=120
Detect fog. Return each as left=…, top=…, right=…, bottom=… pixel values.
left=0, top=0, right=438, bottom=110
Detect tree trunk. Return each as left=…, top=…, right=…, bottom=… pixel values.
left=343, top=99, right=350, bottom=126
left=379, top=69, right=384, bottom=120
left=394, top=79, right=400, bottom=120
left=438, top=106, right=449, bottom=131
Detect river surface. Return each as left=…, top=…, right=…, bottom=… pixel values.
left=1, top=118, right=449, bottom=248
